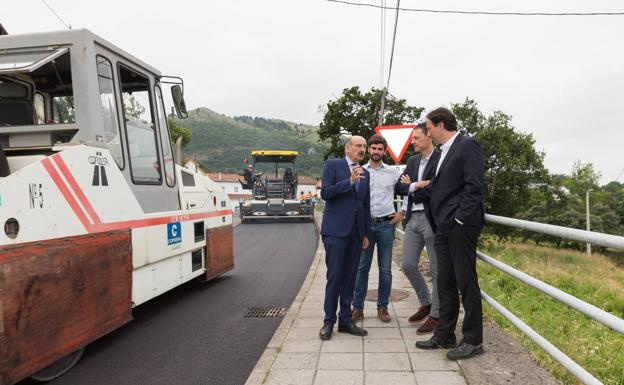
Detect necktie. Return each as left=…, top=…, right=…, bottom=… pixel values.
left=352, top=163, right=360, bottom=192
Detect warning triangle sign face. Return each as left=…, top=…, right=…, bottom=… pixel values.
left=375, top=125, right=415, bottom=164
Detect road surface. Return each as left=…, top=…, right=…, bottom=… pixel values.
left=28, top=222, right=318, bottom=385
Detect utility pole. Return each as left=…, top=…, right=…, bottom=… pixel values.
left=586, top=189, right=593, bottom=255
left=378, top=87, right=387, bottom=126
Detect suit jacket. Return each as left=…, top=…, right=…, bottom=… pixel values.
left=394, top=149, right=441, bottom=225
left=428, top=134, right=485, bottom=233
left=320, top=158, right=372, bottom=238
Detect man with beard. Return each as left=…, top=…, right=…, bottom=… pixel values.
left=319, top=136, right=372, bottom=340
left=351, top=134, right=402, bottom=324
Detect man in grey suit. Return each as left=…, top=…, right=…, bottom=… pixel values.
left=395, top=123, right=441, bottom=334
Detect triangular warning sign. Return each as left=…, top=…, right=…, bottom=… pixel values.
left=375, top=125, right=415, bottom=164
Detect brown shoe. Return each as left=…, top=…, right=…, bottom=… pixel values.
left=377, top=307, right=391, bottom=323
left=416, top=316, right=438, bottom=334
left=408, top=305, right=431, bottom=323
left=352, top=308, right=364, bottom=322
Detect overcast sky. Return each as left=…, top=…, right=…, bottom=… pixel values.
left=4, top=0, right=624, bottom=182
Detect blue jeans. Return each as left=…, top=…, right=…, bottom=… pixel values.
left=352, top=221, right=395, bottom=310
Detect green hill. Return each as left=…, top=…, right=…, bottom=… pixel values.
left=181, top=108, right=328, bottom=177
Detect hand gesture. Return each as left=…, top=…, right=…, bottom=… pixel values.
left=350, top=165, right=365, bottom=185
left=400, top=174, right=411, bottom=184
left=389, top=211, right=404, bottom=225
left=415, top=180, right=430, bottom=189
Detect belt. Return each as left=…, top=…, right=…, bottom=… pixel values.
left=412, top=209, right=424, bottom=213
left=371, top=215, right=394, bottom=223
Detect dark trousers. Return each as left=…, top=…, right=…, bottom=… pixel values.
left=433, top=224, right=483, bottom=345
left=322, top=224, right=362, bottom=325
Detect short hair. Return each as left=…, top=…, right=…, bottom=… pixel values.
left=413, top=122, right=428, bottom=136
left=367, top=134, right=387, bottom=149
left=427, top=107, right=457, bottom=132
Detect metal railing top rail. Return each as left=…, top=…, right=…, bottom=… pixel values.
left=485, top=214, right=624, bottom=250
left=478, top=251, right=624, bottom=335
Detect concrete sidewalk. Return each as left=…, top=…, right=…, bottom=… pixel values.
left=245, top=233, right=560, bottom=385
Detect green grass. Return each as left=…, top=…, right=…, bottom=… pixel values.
left=479, top=241, right=624, bottom=385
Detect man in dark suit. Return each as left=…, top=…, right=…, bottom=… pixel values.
left=415, top=107, right=486, bottom=360
left=395, top=122, right=441, bottom=334
left=319, top=135, right=371, bottom=340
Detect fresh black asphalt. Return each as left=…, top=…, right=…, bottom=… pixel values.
left=28, top=222, right=318, bottom=385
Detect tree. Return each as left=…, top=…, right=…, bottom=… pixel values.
left=563, top=161, right=601, bottom=197
left=318, top=86, right=423, bottom=160
left=452, top=98, right=548, bottom=222
left=168, top=117, right=191, bottom=149
left=125, top=95, right=146, bottom=119
left=603, top=181, right=624, bottom=230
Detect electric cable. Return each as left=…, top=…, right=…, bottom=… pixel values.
left=40, top=0, right=71, bottom=30
left=326, top=0, right=624, bottom=16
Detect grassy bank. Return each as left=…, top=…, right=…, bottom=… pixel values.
left=479, top=241, right=624, bottom=385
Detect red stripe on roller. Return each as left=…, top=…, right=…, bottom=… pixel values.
left=52, top=155, right=102, bottom=226
left=42, top=158, right=95, bottom=232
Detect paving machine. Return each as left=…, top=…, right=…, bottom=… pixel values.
left=239, top=150, right=314, bottom=223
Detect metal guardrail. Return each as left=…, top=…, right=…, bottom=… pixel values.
left=486, top=214, right=624, bottom=250
left=478, top=251, right=624, bottom=334
left=481, top=292, right=603, bottom=385
left=480, top=215, right=624, bottom=385
left=391, top=206, right=624, bottom=385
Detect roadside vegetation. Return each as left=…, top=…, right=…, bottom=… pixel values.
left=479, top=240, right=624, bottom=385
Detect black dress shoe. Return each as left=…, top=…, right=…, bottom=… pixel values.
left=447, top=341, right=484, bottom=360
left=337, top=322, right=368, bottom=336
left=319, top=323, right=333, bottom=340
left=415, top=335, right=456, bottom=350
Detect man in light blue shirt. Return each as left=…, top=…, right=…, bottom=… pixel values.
left=352, top=134, right=403, bottom=323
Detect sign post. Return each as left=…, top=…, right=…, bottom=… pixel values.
left=375, top=125, right=415, bottom=164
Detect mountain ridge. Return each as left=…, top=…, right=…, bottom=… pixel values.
left=181, top=108, right=328, bottom=177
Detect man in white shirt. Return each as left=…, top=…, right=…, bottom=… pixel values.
left=351, top=134, right=402, bottom=323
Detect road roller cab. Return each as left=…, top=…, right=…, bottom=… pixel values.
left=0, top=29, right=233, bottom=384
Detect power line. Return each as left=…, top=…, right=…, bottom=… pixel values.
left=326, top=0, right=624, bottom=16
left=378, top=0, right=400, bottom=126
left=385, top=0, right=400, bottom=91
left=40, top=0, right=71, bottom=30
left=379, top=0, right=386, bottom=89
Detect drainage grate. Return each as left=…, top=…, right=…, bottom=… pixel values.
left=243, top=306, right=286, bottom=318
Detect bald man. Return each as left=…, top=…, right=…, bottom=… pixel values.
left=319, top=136, right=372, bottom=340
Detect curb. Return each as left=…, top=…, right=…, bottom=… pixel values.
left=244, top=214, right=323, bottom=385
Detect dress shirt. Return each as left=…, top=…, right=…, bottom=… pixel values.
left=345, top=155, right=358, bottom=170
left=406, top=151, right=433, bottom=211
left=363, top=161, right=401, bottom=218
left=435, top=131, right=459, bottom=176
